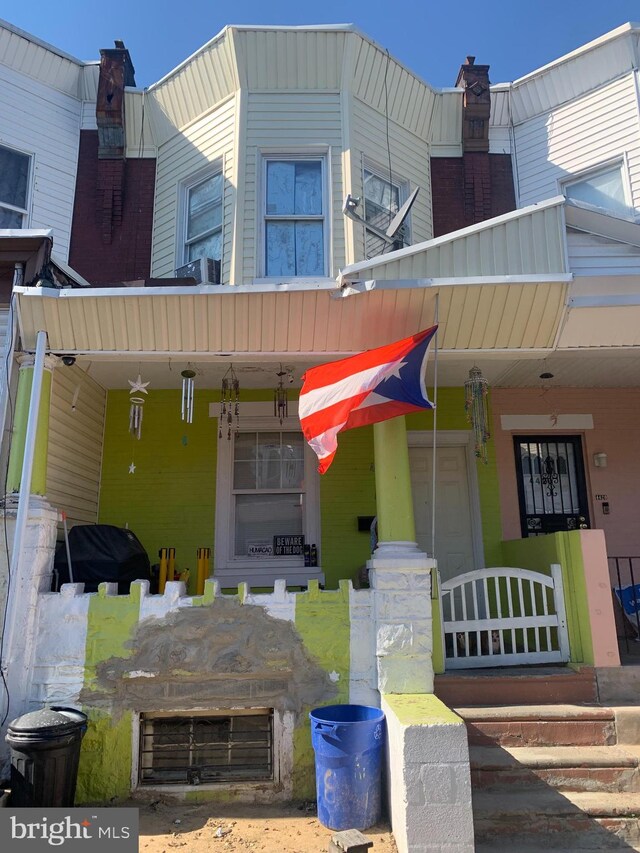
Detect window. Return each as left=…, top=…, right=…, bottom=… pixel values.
left=139, top=710, right=273, bottom=785
left=263, top=157, right=326, bottom=276
left=233, top=431, right=304, bottom=556
left=363, top=166, right=410, bottom=257
left=0, top=144, right=30, bottom=228
left=214, top=408, right=322, bottom=587
left=183, top=171, right=222, bottom=264
left=563, top=164, right=631, bottom=218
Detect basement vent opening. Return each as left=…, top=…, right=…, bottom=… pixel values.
left=139, top=710, right=273, bottom=785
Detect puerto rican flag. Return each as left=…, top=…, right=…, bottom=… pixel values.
left=299, top=326, right=437, bottom=473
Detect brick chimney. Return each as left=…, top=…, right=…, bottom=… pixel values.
left=430, top=55, right=516, bottom=236
left=94, top=42, right=135, bottom=243
left=456, top=55, right=491, bottom=153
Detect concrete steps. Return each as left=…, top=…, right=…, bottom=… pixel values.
left=456, top=703, right=640, bottom=851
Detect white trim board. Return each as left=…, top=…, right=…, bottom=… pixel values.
left=500, top=414, right=594, bottom=430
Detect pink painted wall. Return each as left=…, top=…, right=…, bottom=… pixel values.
left=579, top=530, right=621, bottom=667
left=492, top=387, right=640, bottom=585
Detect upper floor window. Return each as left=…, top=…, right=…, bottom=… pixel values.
left=184, top=171, right=222, bottom=264
left=562, top=164, right=631, bottom=218
left=363, top=165, right=410, bottom=257
left=263, top=157, right=326, bottom=277
left=0, top=144, right=30, bottom=228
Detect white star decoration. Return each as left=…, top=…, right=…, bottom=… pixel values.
left=128, top=374, right=150, bottom=394
left=128, top=463, right=136, bottom=474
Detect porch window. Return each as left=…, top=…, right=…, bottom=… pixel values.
left=233, top=431, right=304, bottom=557
left=363, top=164, right=409, bottom=257
left=562, top=164, right=631, bottom=218
left=214, top=408, right=322, bottom=586
left=0, top=144, right=30, bottom=228
left=183, top=171, right=223, bottom=264
left=139, top=710, right=273, bottom=785
left=263, top=156, right=326, bottom=277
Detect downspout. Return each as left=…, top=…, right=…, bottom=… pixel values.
left=3, top=330, right=48, bottom=669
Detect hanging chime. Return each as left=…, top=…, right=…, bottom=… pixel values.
left=464, top=366, right=490, bottom=464
left=274, top=364, right=289, bottom=425
left=181, top=367, right=196, bottom=423
left=219, top=364, right=240, bottom=439
left=128, top=373, right=150, bottom=440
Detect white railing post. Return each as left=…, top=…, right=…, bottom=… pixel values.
left=551, top=562, right=571, bottom=662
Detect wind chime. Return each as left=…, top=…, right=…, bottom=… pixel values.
left=181, top=366, right=196, bottom=423
left=128, top=373, right=150, bottom=440
left=219, top=364, right=240, bottom=439
left=274, top=364, right=290, bottom=425
left=464, top=366, right=490, bottom=464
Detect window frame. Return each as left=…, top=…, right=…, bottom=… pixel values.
left=361, top=158, right=411, bottom=256
left=259, top=151, right=330, bottom=280
left=559, top=157, right=634, bottom=219
left=178, top=164, right=224, bottom=267
left=0, top=142, right=32, bottom=228
left=213, top=404, right=323, bottom=587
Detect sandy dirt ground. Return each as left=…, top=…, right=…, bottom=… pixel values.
left=132, top=798, right=398, bottom=853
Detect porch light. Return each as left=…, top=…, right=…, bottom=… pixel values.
left=464, top=366, right=490, bottom=465
left=593, top=451, right=608, bottom=468
left=219, top=364, right=240, bottom=440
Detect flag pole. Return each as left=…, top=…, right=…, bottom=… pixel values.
left=430, top=294, right=439, bottom=559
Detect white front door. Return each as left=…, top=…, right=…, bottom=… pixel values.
left=409, top=443, right=476, bottom=583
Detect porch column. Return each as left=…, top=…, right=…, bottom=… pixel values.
left=6, top=353, right=56, bottom=495
left=369, top=417, right=435, bottom=694
left=373, top=417, right=416, bottom=546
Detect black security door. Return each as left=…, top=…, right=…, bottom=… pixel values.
left=514, top=436, right=590, bottom=537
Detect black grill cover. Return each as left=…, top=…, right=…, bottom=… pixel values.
left=54, top=524, right=151, bottom=593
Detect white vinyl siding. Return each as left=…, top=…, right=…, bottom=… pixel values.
left=350, top=97, right=432, bottom=261
left=514, top=74, right=640, bottom=214
left=0, top=64, right=82, bottom=261
left=151, top=95, right=236, bottom=281
left=567, top=231, right=640, bottom=277
left=47, top=364, right=107, bottom=527
left=243, top=93, right=344, bottom=283
left=0, top=23, right=85, bottom=98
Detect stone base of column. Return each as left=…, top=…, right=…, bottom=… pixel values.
left=368, top=543, right=437, bottom=695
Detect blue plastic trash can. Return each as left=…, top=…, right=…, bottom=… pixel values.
left=309, top=704, right=386, bottom=831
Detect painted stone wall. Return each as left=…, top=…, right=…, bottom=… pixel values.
left=31, top=578, right=378, bottom=803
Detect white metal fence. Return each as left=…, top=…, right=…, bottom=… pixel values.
left=440, top=564, right=570, bottom=669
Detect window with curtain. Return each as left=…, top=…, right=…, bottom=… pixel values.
left=232, top=431, right=305, bottom=557
left=184, top=171, right=223, bottom=263
left=264, top=158, right=325, bottom=276
left=0, top=144, right=30, bottom=228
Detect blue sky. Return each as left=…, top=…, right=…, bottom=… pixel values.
left=3, top=0, right=640, bottom=89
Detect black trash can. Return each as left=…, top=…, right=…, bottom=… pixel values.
left=5, top=706, right=88, bottom=807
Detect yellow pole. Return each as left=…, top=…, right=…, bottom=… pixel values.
left=158, top=548, right=168, bottom=594
left=168, top=548, right=176, bottom=583
left=373, top=417, right=416, bottom=543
